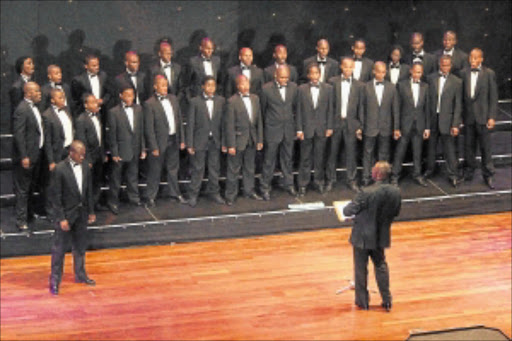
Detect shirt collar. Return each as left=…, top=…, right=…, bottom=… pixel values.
left=160, top=59, right=171, bottom=67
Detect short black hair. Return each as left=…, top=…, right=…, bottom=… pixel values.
left=203, top=75, right=216, bottom=85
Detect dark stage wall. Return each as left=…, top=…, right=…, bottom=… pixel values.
left=1, top=0, right=511, bottom=132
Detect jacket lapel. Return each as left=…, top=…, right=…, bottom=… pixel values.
left=65, top=160, right=82, bottom=197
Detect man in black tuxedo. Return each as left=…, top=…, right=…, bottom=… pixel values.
left=186, top=76, right=226, bottom=207
left=48, top=140, right=96, bottom=295
left=12, top=82, right=45, bottom=231
left=114, top=51, right=148, bottom=106
left=106, top=86, right=146, bottom=214
left=224, top=75, right=264, bottom=205
left=301, top=39, right=339, bottom=84
left=264, top=44, right=298, bottom=83
left=461, top=48, right=498, bottom=189
left=343, top=161, right=401, bottom=311
left=185, top=38, right=223, bottom=102
left=385, top=45, right=410, bottom=86
left=148, top=42, right=182, bottom=97
left=405, top=33, right=436, bottom=80
left=10, top=56, right=36, bottom=117
left=361, top=62, right=400, bottom=186
left=71, top=54, right=112, bottom=125
left=425, top=55, right=463, bottom=187
left=75, top=93, right=108, bottom=211
left=434, top=31, right=469, bottom=79
left=391, top=63, right=430, bottom=187
left=296, top=63, right=333, bottom=196
left=260, top=65, right=299, bottom=200
left=144, top=75, right=187, bottom=207
left=40, top=65, right=74, bottom=115
left=326, top=57, right=365, bottom=193
left=225, top=47, right=265, bottom=98
left=351, top=39, right=374, bottom=82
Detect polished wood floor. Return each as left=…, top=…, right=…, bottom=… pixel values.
left=1, top=213, right=511, bottom=340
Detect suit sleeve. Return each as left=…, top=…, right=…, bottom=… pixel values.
left=12, top=107, right=28, bottom=160
left=296, top=90, right=304, bottom=132
left=424, top=86, right=430, bottom=131
left=224, top=71, right=234, bottom=98
left=358, top=86, right=366, bottom=132
left=488, top=69, right=498, bottom=120
left=256, top=100, right=264, bottom=144
left=177, top=105, right=185, bottom=145
left=326, top=86, right=334, bottom=130
left=42, top=114, right=55, bottom=164
left=106, top=109, right=118, bottom=157
left=74, top=117, right=92, bottom=164
left=48, top=166, right=65, bottom=222
left=186, top=100, right=195, bottom=148
left=86, top=165, right=94, bottom=215
left=9, top=86, right=23, bottom=114
left=71, top=78, right=83, bottom=110
left=343, top=191, right=367, bottom=217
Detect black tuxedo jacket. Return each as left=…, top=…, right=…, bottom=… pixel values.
left=460, top=66, right=498, bottom=125
left=260, top=81, right=298, bottom=143
left=353, top=57, right=374, bottom=82
left=48, top=158, right=94, bottom=225
left=361, top=80, right=400, bottom=137
left=396, top=79, right=430, bottom=134
left=42, top=106, right=74, bottom=164
left=296, top=82, right=333, bottom=138
left=71, top=71, right=111, bottom=111
left=427, top=73, right=463, bottom=135
left=115, top=71, right=149, bottom=105
left=301, top=56, right=339, bottom=83
left=264, top=63, right=299, bottom=83
left=329, top=76, right=365, bottom=133
left=40, top=82, right=74, bottom=114
left=12, top=100, right=43, bottom=162
left=405, top=51, right=437, bottom=79
left=434, top=48, right=469, bottom=78
left=186, top=95, right=225, bottom=150
left=144, top=94, right=184, bottom=152
left=185, top=55, right=222, bottom=99
left=344, top=182, right=401, bottom=250
left=148, top=61, right=182, bottom=96
left=384, top=64, right=410, bottom=85
left=106, top=103, right=145, bottom=162
left=75, top=112, right=104, bottom=164
left=224, top=65, right=265, bottom=98
left=9, top=75, right=32, bottom=114
left=225, top=93, right=263, bottom=151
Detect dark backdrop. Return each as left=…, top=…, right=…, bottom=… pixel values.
left=1, top=0, right=511, bottom=133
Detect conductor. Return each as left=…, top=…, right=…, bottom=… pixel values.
left=343, top=161, right=401, bottom=311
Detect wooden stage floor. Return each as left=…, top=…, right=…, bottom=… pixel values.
left=1, top=213, right=511, bottom=340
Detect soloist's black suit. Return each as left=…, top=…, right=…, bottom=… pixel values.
left=343, top=182, right=401, bottom=308
left=106, top=103, right=145, bottom=205
left=144, top=94, right=185, bottom=201
left=259, top=81, right=298, bottom=193
left=224, top=93, right=263, bottom=201
left=186, top=94, right=225, bottom=200
left=425, top=73, right=463, bottom=180
left=49, top=158, right=94, bottom=286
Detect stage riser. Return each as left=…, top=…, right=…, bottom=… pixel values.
left=2, top=192, right=510, bottom=258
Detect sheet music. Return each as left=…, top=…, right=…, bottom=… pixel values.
left=333, top=200, right=354, bottom=222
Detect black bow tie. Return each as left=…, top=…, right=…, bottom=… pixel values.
left=128, top=72, right=137, bottom=77
left=241, top=94, right=250, bottom=98
left=124, top=104, right=133, bottom=109
left=54, top=82, right=63, bottom=87
left=375, top=81, right=384, bottom=86
left=71, top=161, right=80, bottom=168
left=310, top=83, right=319, bottom=88
left=342, top=77, right=351, bottom=82
left=241, top=65, right=250, bottom=70
left=205, top=96, right=214, bottom=101
left=157, top=95, right=166, bottom=101
left=89, top=74, right=97, bottom=78
left=277, top=85, right=286, bottom=89
left=471, top=68, right=480, bottom=72
left=203, top=58, right=211, bottom=62
left=317, top=60, right=327, bottom=65
left=390, top=64, right=400, bottom=69
left=162, top=64, right=171, bottom=69
left=89, top=112, right=99, bottom=117
left=412, top=80, right=420, bottom=84
left=439, top=73, right=448, bottom=78
left=58, top=108, right=66, bottom=112
left=354, top=57, right=362, bottom=62
left=413, top=54, right=423, bottom=60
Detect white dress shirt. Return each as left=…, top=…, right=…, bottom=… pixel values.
left=443, top=48, right=454, bottom=56
left=161, top=60, right=172, bottom=86
left=240, top=93, right=253, bottom=122
left=88, top=72, right=101, bottom=100
left=53, top=105, right=73, bottom=147
left=202, top=55, right=214, bottom=76
left=471, top=67, right=480, bottom=99
left=310, top=83, right=319, bottom=109
left=411, top=79, right=420, bottom=107
left=437, top=73, right=448, bottom=113
left=389, top=64, right=400, bottom=85
left=353, top=60, right=362, bottom=80
left=374, top=80, right=384, bottom=106
left=341, top=77, right=352, bottom=118
left=89, top=112, right=102, bottom=145
left=241, top=63, right=251, bottom=80
left=26, top=99, right=44, bottom=148
left=204, top=93, right=214, bottom=120
left=160, top=96, right=176, bottom=135
left=123, top=104, right=134, bottom=131
left=278, top=83, right=286, bottom=101
left=70, top=159, right=83, bottom=194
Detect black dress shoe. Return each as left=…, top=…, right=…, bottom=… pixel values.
left=298, top=187, right=306, bottom=197
left=129, top=200, right=142, bottom=207
left=414, top=177, right=428, bottom=187
left=450, top=178, right=459, bottom=188
left=107, top=203, right=119, bottom=215
left=355, top=303, right=369, bottom=310
left=145, top=199, right=156, bottom=208
left=176, top=195, right=188, bottom=204
left=381, top=302, right=392, bottom=312
left=225, top=199, right=234, bottom=206
left=484, top=176, right=495, bottom=189
left=17, top=223, right=29, bottom=231
left=245, top=193, right=263, bottom=201
left=94, top=203, right=109, bottom=212
left=324, top=182, right=333, bottom=193
left=75, top=277, right=96, bottom=286
left=423, top=170, right=434, bottom=179
left=49, top=282, right=59, bottom=295
left=349, top=182, right=361, bottom=192
left=210, top=193, right=225, bottom=205
left=261, top=192, right=271, bottom=201
left=188, top=197, right=197, bottom=207
left=464, top=172, right=474, bottom=181
left=285, top=186, right=297, bottom=196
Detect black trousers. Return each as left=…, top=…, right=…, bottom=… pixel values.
left=392, top=125, right=424, bottom=179
left=426, top=117, right=459, bottom=180
left=260, top=137, right=294, bottom=193
left=108, top=157, right=140, bottom=205
left=91, top=157, right=104, bottom=206
left=326, top=125, right=358, bottom=184
left=463, top=123, right=495, bottom=178
left=298, top=134, right=327, bottom=188
left=225, top=144, right=256, bottom=201
left=13, top=149, right=44, bottom=226
left=353, top=246, right=391, bottom=307
left=50, top=211, right=89, bottom=285
left=146, top=136, right=181, bottom=201
left=362, top=135, right=391, bottom=182
left=188, top=137, right=221, bottom=199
